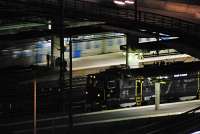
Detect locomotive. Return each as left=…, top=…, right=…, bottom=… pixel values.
left=85, top=65, right=199, bottom=109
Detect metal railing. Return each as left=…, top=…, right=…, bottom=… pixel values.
left=64, top=0, right=199, bottom=37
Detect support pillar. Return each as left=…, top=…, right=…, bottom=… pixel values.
left=51, top=36, right=54, bottom=68
left=126, top=34, right=139, bottom=68
left=59, top=0, right=65, bottom=82
left=33, top=80, right=37, bottom=134
left=51, top=36, right=61, bottom=68
left=155, top=82, right=160, bottom=110
left=68, top=37, right=73, bottom=129
left=126, top=37, right=129, bottom=68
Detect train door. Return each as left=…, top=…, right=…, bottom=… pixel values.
left=135, top=79, right=143, bottom=106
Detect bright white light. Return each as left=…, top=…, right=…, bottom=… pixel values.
left=48, top=24, right=51, bottom=30
left=174, top=73, right=188, bottom=78
left=147, top=77, right=151, bottom=80
left=48, top=20, right=51, bottom=30
left=160, top=36, right=179, bottom=41
left=125, top=0, right=135, bottom=4
left=139, top=29, right=147, bottom=32
left=23, top=50, right=31, bottom=53
left=113, top=0, right=125, bottom=5
left=157, top=76, right=168, bottom=79
left=2, top=49, right=9, bottom=52
left=139, top=53, right=143, bottom=56
left=159, top=33, right=170, bottom=37
left=191, top=131, right=200, bottom=134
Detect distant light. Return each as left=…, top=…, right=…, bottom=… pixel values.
left=139, top=53, right=143, bottom=56
left=12, top=54, right=17, bottom=58
left=159, top=33, right=170, bottom=37
left=139, top=29, right=147, bottom=32
left=48, top=20, right=51, bottom=30
left=97, top=94, right=100, bottom=97
left=85, top=91, right=88, bottom=95
left=43, top=41, right=51, bottom=47
left=113, top=0, right=125, bottom=5
left=174, top=73, right=188, bottom=78
left=48, top=24, right=51, bottom=30
left=125, top=0, right=135, bottom=4
left=2, top=49, right=9, bottom=52
left=191, top=131, right=200, bottom=134
left=160, top=81, right=166, bottom=84
left=160, top=37, right=179, bottom=41
left=157, top=76, right=168, bottom=79
left=13, top=51, right=20, bottom=54
left=147, top=77, right=151, bottom=80
left=23, top=50, right=31, bottom=53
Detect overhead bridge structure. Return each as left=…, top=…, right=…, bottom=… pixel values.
left=0, top=0, right=199, bottom=58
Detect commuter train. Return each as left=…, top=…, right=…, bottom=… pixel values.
left=0, top=33, right=125, bottom=69
left=86, top=65, right=199, bottom=109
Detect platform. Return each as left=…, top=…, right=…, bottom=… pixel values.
left=1, top=100, right=200, bottom=134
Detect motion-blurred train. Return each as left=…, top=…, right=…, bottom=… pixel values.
left=86, top=65, right=199, bottom=109
left=0, top=33, right=125, bottom=69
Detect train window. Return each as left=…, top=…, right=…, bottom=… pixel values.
left=74, top=43, right=80, bottom=50
left=107, top=39, right=113, bottom=46
left=107, top=80, right=116, bottom=89
left=94, top=42, right=99, bottom=48
left=86, top=43, right=91, bottom=49
left=117, top=38, right=121, bottom=45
